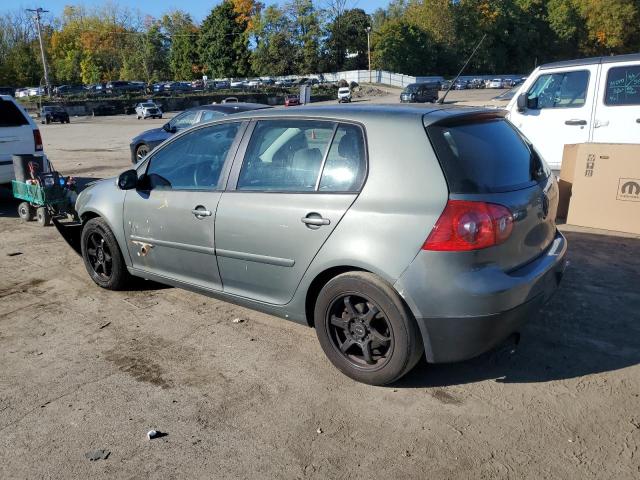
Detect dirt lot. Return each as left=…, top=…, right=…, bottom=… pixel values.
left=0, top=99, right=639, bottom=479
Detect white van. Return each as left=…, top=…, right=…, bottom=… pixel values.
left=0, top=95, right=46, bottom=184
left=506, top=53, right=640, bottom=170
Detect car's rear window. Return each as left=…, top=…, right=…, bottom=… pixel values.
left=0, top=99, right=29, bottom=127
left=427, top=117, right=545, bottom=193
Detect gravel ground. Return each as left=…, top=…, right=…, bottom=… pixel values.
left=0, top=96, right=639, bottom=479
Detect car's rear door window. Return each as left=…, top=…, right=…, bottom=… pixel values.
left=604, top=65, right=640, bottom=105
left=237, top=120, right=336, bottom=191
left=427, top=117, right=545, bottom=193
left=0, top=99, right=29, bottom=127
left=318, top=124, right=367, bottom=192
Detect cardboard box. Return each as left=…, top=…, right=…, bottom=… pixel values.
left=556, top=144, right=579, bottom=219
left=567, top=143, right=640, bottom=235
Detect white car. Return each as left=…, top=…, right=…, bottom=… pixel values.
left=337, top=87, right=352, bottom=103
left=0, top=95, right=48, bottom=184
left=15, top=88, right=29, bottom=98
left=488, top=79, right=503, bottom=89
left=135, top=102, right=162, bottom=120
left=230, top=80, right=246, bottom=88
left=506, top=52, right=640, bottom=170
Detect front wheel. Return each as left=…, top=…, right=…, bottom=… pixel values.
left=81, top=218, right=130, bottom=290
left=18, top=202, right=34, bottom=221
left=135, top=143, right=149, bottom=161
left=36, top=207, right=51, bottom=226
left=314, top=272, right=424, bottom=385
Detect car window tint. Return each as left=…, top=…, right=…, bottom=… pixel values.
left=527, top=70, right=589, bottom=109
left=199, top=110, right=225, bottom=123
left=0, top=100, right=29, bottom=127
left=319, top=124, right=366, bottom=192
left=172, top=110, right=198, bottom=129
left=145, top=122, right=240, bottom=190
left=237, top=120, right=335, bottom=191
left=605, top=65, right=640, bottom=106
left=428, top=118, right=543, bottom=193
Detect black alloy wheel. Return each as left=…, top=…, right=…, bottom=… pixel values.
left=85, top=231, right=113, bottom=281
left=326, top=294, right=394, bottom=369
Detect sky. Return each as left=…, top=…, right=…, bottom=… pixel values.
left=10, top=0, right=390, bottom=22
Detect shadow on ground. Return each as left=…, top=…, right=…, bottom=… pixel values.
left=398, top=230, right=640, bottom=387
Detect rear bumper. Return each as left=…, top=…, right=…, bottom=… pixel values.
left=395, top=230, right=568, bottom=363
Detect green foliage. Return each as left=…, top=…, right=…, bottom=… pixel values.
left=325, top=9, right=371, bottom=71
left=372, top=19, right=436, bottom=75
left=198, top=1, right=251, bottom=78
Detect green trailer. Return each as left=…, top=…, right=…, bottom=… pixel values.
left=12, top=179, right=70, bottom=226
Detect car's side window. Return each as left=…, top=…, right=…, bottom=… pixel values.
left=199, top=110, right=225, bottom=123
left=604, top=65, right=640, bottom=106
left=144, top=122, right=240, bottom=191
left=237, top=120, right=336, bottom=191
left=527, top=70, right=589, bottom=109
left=319, top=124, right=366, bottom=192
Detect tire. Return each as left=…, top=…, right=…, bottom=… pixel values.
left=35, top=207, right=51, bottom=226
left=18, top=202, right=34, bottom=222
left=45, top=116, right=50, bottom=124
left=135, top=143, right=149, bottom=161
left=314, top=272, right=424, bottom=385
left=81, top=217, right=130, bottom=290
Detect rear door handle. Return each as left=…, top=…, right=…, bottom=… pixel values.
left=565, top=119, right=587, bottom=126
left=192, top=207, right=212, bottom=218
left=301, top=213, right=330, bottom=227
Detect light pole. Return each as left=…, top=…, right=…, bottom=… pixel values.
left=366, top=26, right=372, bottom=84
left=27, top=7, right=51, bottom=96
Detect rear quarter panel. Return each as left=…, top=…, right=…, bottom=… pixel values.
left=289, top=113, right=449, bottom=314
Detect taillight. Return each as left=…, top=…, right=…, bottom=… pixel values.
left=33, top=129, right=43, bottom=151
left=423, top=200, right=513, bottom=251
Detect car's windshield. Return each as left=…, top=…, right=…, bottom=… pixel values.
left=141, top=103, right=155, bottom=108
left=404, top=85, right=418, bottom=93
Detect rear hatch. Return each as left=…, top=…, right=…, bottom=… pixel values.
left=0, top=97, right=36, bottom=181
left=424, top=111, right=557, bottom=271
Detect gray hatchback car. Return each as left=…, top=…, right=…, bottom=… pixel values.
left=58, top=105, right=567, bottom=385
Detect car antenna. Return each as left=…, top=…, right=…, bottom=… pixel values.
left=438, top=33, right=487, bottom=105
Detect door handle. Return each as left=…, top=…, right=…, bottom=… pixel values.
left=192, top=207, right=212, bottom=218
left=301, top=213, right=330, bottom=227
left=565, top=119, right=587, bottom=126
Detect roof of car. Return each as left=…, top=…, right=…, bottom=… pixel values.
left=228, top=104, right=497, bottom=126
left=539, top=52, right=640, bottom=70
left=186, top=102, right=271, bottom=114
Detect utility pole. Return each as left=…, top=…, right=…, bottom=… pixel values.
left=27, top=7, right=51, bottom=96
left=366, top=26, right=372, bottom=84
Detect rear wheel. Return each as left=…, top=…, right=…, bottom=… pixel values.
left=18, top=202, right=34, bottom=221
left=314, top=272, right=424, bottom=385
left=81, top=218, right=130, bottom=290
left=36, top=207, right=51, bottom=226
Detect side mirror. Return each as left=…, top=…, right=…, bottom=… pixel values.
left=162, top=122, right=175, bottom=133
left=517, top=93, right=528, bottom=112
left=118, top=169, right=138, bottom=190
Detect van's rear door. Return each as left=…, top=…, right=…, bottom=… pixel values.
left=425, top=111, right=558, bottom=271
left=591, top=58, right=640, bottom=142
left=0, top=97, right=34, bottom=182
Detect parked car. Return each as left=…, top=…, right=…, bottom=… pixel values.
left=191, top=79, right=205, bottom=90
left=27, top=87, right=44, bottom=96
left=86, top=83, right=107, bottom=96
left=54, top=84, right=86, bottom=96
left=15, top=88, right=29, bottom=98
left=469, top=78, right=486, bottom=89
left=60, top=104, right=567, bottom=386
left=230, top=80, right=246, bottom=89
left=285, top=94, right=301, bottom=107
left=0, top=95, right=47, bottom=184
left=488, top=79, right=504, bottom=89
left=400, top=82, right=439, bottom=103
left=129, top=102, right=270, bottom=162
left=440, top=80, right=453, bottom=91
left=40, top=105, right=70, bottom=124
left=0, top=86, right=15, bottom=96
left=164, top=81, right=192, bottom=93
left=106, top=81, right=145, bottom=95
left=135, top=102, right=163, bottom=120
left=337, top=87, right=351, bottom=103
left=453, top=79, right=468, bottom=90
left=507, top=52, right=640, bottom=171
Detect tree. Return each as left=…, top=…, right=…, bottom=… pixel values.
left=251, top=6, right=295, bottom=76
left=199, top=1, right=251, bottom=78
left=286, top=0, right=321, bottom=74
left=161, top=11, right=201, bottom=80
left=371, top=19, right=436, bottom=74
left=325, top=9, right=371, bottom=71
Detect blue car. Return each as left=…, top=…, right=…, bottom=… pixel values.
left=129, top=103, right=271, bottom=163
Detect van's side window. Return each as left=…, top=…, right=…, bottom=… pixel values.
left=527, top=71, right=589, bottom=109
left=604, top=65, right=640, bottom=106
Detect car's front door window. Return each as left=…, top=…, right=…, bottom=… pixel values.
left=527, top=70, right=589, bottom=109
left=144, top=122, right=240, bottom=190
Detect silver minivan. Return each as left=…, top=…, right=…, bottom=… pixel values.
left=57, top=105, right=568, bottom=385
